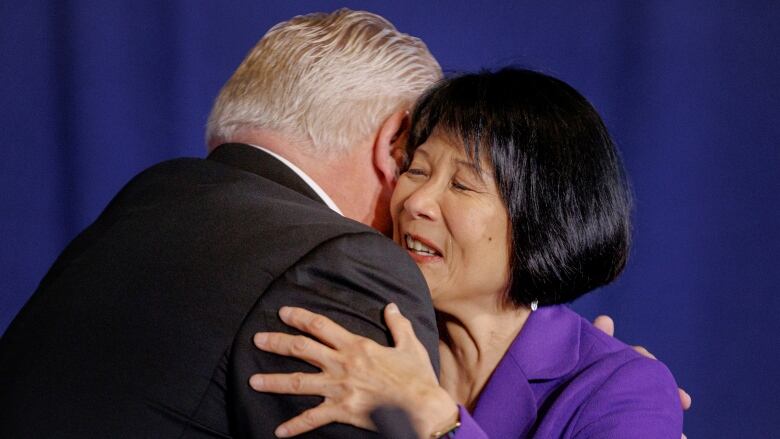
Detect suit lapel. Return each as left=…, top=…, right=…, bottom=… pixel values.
left=471, top=353, right=537, bottom=437
left=207, top=143, right=325, bottom=206
left=471, top=305, right=582, bottom=437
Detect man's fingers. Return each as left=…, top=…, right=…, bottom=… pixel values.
left=278, top=306, right=355, bottom=348
left=679, top=388, right=692, bottom=411
left=274, top=404, right=352, bottom=438
left=249, top=372, right=331, bottom=396
left=592, top=315, right=614, bottom=337
left=254, top=332, right=333, bottom=368
left=384, top=303, right=417, bottom=349
left=632, top=345, right=657, bottom=360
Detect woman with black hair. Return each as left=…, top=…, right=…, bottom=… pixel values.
left=249, top=68, right=683, bottom=438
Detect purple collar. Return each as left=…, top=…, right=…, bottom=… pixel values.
left=470, top=305, right=582, bottom=437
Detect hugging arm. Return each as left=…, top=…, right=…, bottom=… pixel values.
left=592, top=315, right=692, bottom=416
left=251, top=309, right=684, bottom=439
left=227, top=233, right=438, bottom=438
left=251, top=305, right=458, bottom=438
left=571, top=357, right=683, bottom=439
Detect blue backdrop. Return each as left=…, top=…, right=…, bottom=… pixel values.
left=2, top=1, right=778, bottom=437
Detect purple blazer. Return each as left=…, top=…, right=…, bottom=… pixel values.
left=454, top=305, right=682, bottom=438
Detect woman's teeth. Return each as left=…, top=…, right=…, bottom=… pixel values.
left=405, top=235, right=438, bottom=255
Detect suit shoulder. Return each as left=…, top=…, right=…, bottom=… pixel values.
left=96, top=157, right=218, bottom=211
left=261, top=228, right=437, bottom=366
left=303, top=229, right=423, bottom=277
left=120, top=157, right=208, bottom=186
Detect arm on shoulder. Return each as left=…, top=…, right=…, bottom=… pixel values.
left=228, top=232, right=438, bottom=438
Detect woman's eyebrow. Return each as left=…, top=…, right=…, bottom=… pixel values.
left=454, top=159, right=489, bottom=180
left=414, top=148, right=431, bottom=159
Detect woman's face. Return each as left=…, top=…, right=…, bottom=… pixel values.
left=391, top=134, right=511, bottom=309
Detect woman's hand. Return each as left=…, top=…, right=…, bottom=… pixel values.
left=249, top=303, right=459, bottom=438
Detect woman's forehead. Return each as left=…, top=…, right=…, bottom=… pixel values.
left=416, top=130, right=493, bottom=176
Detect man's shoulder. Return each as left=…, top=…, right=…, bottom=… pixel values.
left=296, top=227, right=421, bottom=276
left=57, top=153, right=392, bottom=289
left=110, top=155, right=347, bottom=230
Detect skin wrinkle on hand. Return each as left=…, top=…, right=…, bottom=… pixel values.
left=250, top=305, right=458, bottom=437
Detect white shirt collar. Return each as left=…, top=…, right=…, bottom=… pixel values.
left=247, top=144, right=343, bottom=216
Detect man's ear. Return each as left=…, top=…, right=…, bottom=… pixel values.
left=373, top=110, right=410, bottom=187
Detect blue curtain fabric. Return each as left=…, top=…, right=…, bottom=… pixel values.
left=1, top=1, right=778, bottom=437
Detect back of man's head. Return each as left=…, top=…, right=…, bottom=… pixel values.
left=206, top=9, right=442, bottom=156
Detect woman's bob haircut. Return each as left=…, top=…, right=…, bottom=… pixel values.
left=405, top=67, right=632, bottom=307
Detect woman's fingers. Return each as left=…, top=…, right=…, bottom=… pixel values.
left=249, top=372, right=332, bottom=397
left=278, top=306, right=357, bottom=348
left=248, top=304, right=447, bottom=437
left=274, top=403, right=367, bottom=438
left=384, top=303, right=416, bottom=349
left=254, top=332, right=333, bottom=368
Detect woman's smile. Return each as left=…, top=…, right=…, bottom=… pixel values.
left=402, top=233, right=444, bottom=263
left=391, top=135, right=511, bottom=309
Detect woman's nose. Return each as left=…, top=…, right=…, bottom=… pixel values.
left=403, top=181, right=440, bottom=221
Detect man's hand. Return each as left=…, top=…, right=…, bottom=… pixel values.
left=592, top=315, right=692, bottom=413
left=592, top=315, right=615, bottom=337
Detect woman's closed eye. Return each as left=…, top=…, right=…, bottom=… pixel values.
left=405, top=168, right=429, bottom=177
left=451, top=180, right=473, bottom=192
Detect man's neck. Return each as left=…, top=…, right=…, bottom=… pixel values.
left=247, top=144, right=342, bottom=215
left=216, top=129, right=385, bottom=231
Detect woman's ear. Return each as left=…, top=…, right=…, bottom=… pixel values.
left=373, top=110, right=410, bottom=187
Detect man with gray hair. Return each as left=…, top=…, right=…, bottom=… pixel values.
left=0, top=9, right=441, bottom=438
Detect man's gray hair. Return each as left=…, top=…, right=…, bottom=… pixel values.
left=206, top=9, right=442, bottom=155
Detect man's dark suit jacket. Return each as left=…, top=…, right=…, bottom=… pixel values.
left=0, top=143, right=438, bottom=438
